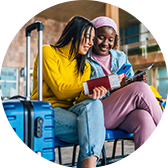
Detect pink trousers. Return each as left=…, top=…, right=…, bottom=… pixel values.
left=102, top=82, right=162, bottom=150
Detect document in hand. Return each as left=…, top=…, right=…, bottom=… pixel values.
left=83, top=74, right=121, bottom=95
left=127, top=63, right=155, bottom=82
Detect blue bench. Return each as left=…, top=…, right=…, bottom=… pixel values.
left=101, top=129, right=133, bottom=165
left=55, top=129, right=134, bottom=166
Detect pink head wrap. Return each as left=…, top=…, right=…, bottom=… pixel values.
left=92, top=16, right=117, bottom=33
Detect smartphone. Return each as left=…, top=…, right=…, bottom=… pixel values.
left=117, top=63, right=132, bottom=75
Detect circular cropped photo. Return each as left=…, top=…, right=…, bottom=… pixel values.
left=0, top=1, right=167, bottom=167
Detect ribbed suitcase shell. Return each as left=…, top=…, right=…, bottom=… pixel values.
left=3, top=21, right=55, bottom=162
left=3, top=100, right=55, bottom=162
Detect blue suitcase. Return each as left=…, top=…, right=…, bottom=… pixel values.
left=2, top=22, right=55, bottom=162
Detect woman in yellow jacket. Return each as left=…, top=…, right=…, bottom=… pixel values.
left=31, top=16, right=107, bottom=168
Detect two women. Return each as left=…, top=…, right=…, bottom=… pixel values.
left=31, top=15, right=162, bottom=167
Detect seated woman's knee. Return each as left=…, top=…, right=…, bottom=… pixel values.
left=91, top=99, right=103, bottom=108
left=128, top=82, right=150, bottom=93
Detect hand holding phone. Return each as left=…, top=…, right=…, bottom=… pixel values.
left=117, top=63, right=132, bottom=75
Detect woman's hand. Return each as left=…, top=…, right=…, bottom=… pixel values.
left=86, top=86, right=107, bottom=99
left=110, top=73, right=127, bottom=92
left=118, top=73, right=126, bottom=82
left=134, top=70, right=147, bottom=83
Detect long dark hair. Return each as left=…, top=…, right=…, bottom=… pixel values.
left=51, top=15, right=96, bottom=74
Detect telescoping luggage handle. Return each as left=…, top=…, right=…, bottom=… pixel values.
left=25, top=21, right=43, bottom=101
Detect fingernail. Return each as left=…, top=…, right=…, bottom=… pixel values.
left=124, top=74, right=126, bottom=77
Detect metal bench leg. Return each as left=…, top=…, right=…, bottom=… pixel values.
left=101, top=145, right=107, bottom=165
left=58, top=146, right=62, bottom=165
left=72, top=145, right=78, bottom=166
left=112, top=139, right=118, bottom=159
left=122, top=140, right=124, bottom=156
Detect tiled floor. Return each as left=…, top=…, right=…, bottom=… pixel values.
left=54, top=140, right=135, bottom=167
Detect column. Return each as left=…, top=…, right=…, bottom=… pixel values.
left=105, top=4, right=119, bottom=32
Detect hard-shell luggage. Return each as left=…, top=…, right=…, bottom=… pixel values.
left=2, top=22, right=55, bottom=162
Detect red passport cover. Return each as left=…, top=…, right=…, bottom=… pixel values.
left=83, top=75, right=120, bottom=95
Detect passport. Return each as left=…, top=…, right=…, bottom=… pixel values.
left=83, top=74, right=121, bottom=95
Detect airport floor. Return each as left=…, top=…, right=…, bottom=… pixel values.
left=54, top=139, right=135, bottom=167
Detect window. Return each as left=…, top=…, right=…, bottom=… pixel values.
left=156, top=67, right=168, bottom=98
left=0, top=67, right=18, bottom=98
left=146, top=70, right=151, bottom=86
left=120, top=24, right=139, bottom=46
left=120, top=24, right=140, bottom=56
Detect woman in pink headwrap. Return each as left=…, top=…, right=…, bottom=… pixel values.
left=86, top=16, right=162, bottom=150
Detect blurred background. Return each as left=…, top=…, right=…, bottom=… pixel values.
left=0, top=0, right=167, bottom=100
